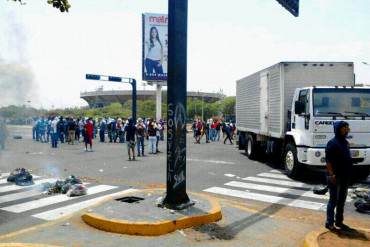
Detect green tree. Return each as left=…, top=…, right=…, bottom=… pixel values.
left=220, top=96, right=235, bottom=116
left=11, top=0, right=71, bottom=12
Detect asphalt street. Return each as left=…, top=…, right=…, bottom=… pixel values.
left=0, top=125, right=369, bottom=246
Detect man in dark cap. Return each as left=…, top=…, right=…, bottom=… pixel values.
left=325, top=121, right=352, bottom=230
left=124, top=117, right=137, bottom=161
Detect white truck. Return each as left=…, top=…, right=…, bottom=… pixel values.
left=236, top=62, right=370, bottom=178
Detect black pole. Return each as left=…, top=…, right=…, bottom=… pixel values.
left=161, top=0, right=193, bottom=210
left=131, top=79, right=137, bottom=123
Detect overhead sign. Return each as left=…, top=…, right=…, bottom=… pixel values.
left=142, top=13, right=168, bottom=83
left=276, top=0, right=299, bottom=17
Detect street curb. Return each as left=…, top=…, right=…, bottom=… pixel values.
left=0, top=244, right=62, bottom=247
left=81, top=190, right=222, bottom=236
left=303, top=227, right=370, bottom=247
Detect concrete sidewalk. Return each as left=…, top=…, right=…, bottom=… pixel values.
left=0, top=188, right=369, bottom=246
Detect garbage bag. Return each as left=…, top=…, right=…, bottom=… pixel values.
left=66, top=184, right=87, bottom=197
left=354, top=199, right=370, bottom=214
left=61, top=183, right=72, bottom=194
left=313, top=185, right=328, bottom=195
left=7, top=168, right=33, bottom=186
left=65, top=175, right=82, bottom=185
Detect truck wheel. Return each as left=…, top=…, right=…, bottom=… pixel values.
left=246, top=135, right=258, bottom=160
left=284, top=143, right=301, bottom=178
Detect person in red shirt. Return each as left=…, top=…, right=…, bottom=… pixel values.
left=84, top=118, right=94, bottom=151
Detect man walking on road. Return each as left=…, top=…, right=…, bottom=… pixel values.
left=124, top=118, right=136, bottom=161
left=325, top=121, right=353, bottom=230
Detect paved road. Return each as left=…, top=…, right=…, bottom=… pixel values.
left=0, top=125, right=369, bottom=246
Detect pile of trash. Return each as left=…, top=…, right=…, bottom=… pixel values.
left=313, top=183, right=370, bottom=214
left=349, top=185, right=370, bottom=214
left=46, top=175, right=87, bottom=197
left=7, top=168, right=34, bottom=186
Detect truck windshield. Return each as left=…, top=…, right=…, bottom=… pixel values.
left=313, top=88, right=370, bottom=117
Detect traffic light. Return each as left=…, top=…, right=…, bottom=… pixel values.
left=85, top=74, right=101, bottom=80
left=108, top=76, right=122, bottom=82
left=276, top=0, right=299, bottom=17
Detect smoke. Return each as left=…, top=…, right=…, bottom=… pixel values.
left=0, top=12, right=38, bottom=107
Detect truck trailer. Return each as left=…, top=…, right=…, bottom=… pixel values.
left=236, top=62, right=370, bottom=178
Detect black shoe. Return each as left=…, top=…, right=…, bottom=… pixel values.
left=325, top=223, right=336, bottom=231
left=138, top=154, right=141, bottom=157
left=335, top=222, right=350, bottom=229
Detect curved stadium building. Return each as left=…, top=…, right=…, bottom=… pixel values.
left=80, top=88, right=224, bottom=108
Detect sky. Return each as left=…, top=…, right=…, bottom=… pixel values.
left=0, top=0, right=370, bottom=109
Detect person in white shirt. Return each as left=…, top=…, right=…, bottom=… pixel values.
left=145, top=26, right=164, bottom=76
left=50, top=117, right=59, bottom=148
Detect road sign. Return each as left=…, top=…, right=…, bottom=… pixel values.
left=276, top=0, right=299, bottom=17
left=86, top=74, right=101, bottom=80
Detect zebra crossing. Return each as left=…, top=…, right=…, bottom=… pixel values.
left=203, top=169, right=346, bottom=211
left=0, top=173, right=137, bottom=221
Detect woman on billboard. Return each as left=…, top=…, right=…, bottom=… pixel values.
left=145, top=26, right=164, bottom=76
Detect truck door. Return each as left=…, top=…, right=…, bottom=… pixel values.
left=295, top=89, right=310, bottom=131
left=260, top=72, right=269, bottom=134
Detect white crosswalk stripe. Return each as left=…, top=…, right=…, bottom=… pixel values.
left=243, top=176, right=312, bottom=189
left=0, top=178, right=57, bottom=193
left=33, top=188, right=138, bottom=221
left=1, top=185, right=117, bottom=213
left=0, top=173, right=135, bottom=221
left=204, top=187, right=326, bottom=211
left=203, top=170, right=336, bottom=211
left=257, top=172, right=293, bottom=180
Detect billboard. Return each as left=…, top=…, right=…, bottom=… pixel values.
left=142, top=13, right=168, bottom=83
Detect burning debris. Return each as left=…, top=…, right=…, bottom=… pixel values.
left=46, top=175, right=87, bottom=197
left=7, top=168, right=33, bottom=186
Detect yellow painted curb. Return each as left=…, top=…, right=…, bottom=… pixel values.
left=0, top=244, right=62, bottom=247
left=82, top=191, right=222, bottom=236
left=303, top=227, right=370, bottom=247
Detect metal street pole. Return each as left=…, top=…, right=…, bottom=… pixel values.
left=131, top=79, right=137, bottom=123
left=160, top=0, right=193, bottom=210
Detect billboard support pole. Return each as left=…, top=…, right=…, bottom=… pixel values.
left=159, top=0, right=193, bottom=210
left=156, top=83, right=162, bottom=121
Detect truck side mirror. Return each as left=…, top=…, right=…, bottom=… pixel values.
left=294, top=101, right=305, bottom=115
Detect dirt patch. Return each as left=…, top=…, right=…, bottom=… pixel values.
left=319, top=229, right=370, bottom=247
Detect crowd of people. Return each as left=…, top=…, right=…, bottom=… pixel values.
left=192, top=118, right=236, bottom=145
left=32, top=116, right=165, bottom=160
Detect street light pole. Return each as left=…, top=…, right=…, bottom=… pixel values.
left=160, top=0, right=193, bottom=210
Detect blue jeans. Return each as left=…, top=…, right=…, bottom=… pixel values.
left=145, top=58, right=164, bottom=74
left=326, top=177, right=349, bottom=225
left=149, top=136, right=157, bottom=154
left=51, top=133, right=58, bottom=148
left=137, top=136, right=144, bottom=155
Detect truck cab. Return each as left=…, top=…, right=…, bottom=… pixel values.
left=284, top=86, right=370, bottom=177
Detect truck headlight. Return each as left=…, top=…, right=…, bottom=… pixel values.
left=315, top=151, right=321, bottom=157
left=321, top=157, right=326, bottom=163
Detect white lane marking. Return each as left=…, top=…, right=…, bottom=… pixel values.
left=204, top=187, right=326, bottom=211
left=0, top=178, right=57, bottom=193
left=243, top=176, right=312, bottom=189
left=33, top=188, right=138, bottom=221
left=187, top=158, right=235, bottom=165
left=1, top=185, right=117, bottom=213
left=225, top=181, right=331, bottom=200
left=0, top=173, right=10, bottom=178
left=0, top=175, right=41, bottom=184
left=0, top=182, right=90, bottom=204
left=257, top=173, right=292, bottom=180
left=269, top=169, right=283, bottom=174
left=224, top=174, right=236, bottom=178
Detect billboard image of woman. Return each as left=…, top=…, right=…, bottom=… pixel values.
left=142, top=13, right=168, bottom=82
left=145, top=27, right=164, bottom=75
